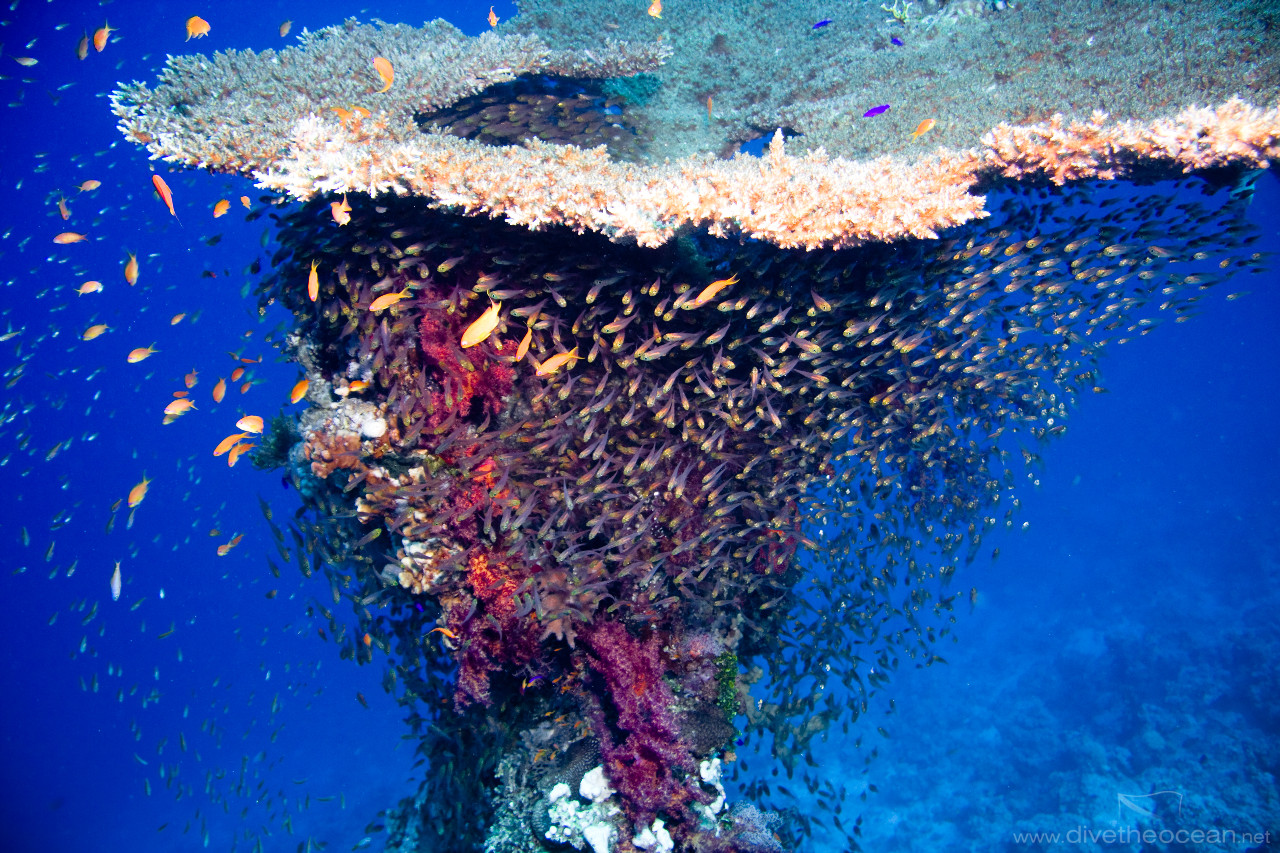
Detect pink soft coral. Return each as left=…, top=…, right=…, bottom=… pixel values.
left=583, top=621, right=703, bottom=827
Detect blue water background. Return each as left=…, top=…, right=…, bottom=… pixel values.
left=0, top=1, right=1276, bottom=851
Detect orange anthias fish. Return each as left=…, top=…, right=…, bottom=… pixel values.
left=369, top=287, right=412, bottom=312
left=230, top=366, right=245, bottom=382
left=331, top=195, right=351, bottom=226
left=212, top=199, right=230, bottom=218
left=76, top=281, right=103, bottom=296
left=77, top=31, right=89, bottom=60
left=212, top=377, right=227, bottom=403
left=127, top=344, right=159, bottom=363
left=184, top=369, right=198, bottom=388
left=227, top=444, right=254, bottom=467
left=515, top=326, right=533, bottom=363
left=54, top=232, right=87, bottom=244
left=689, top=273, right=739, bottom=308
left=185, top=16, right=211, bottom=40
left=307, top=260, right=320, bottom=302
left=57, top=196, right=71, bottom=220
left=163, top=398, right=196, bottom=417
left=648, top=0, right=662, bottom=19
left=216, top=533, right=244, bottom=555
left=82, top=323, right=110, bottom=341
left=236, top=415, right=264, bottom=434
left=535, top=347, right=580, bottom=378
left=516, top=312, right=540, bottom=361
left=151, top=174, right=179, bottom=221
left=461, top=300, right=501, bottom=348
left=127, top=474, right=151, bottom=508
left=488, top=6, right=499, bottom=27
left=170, top=313, right=186, bottom=325
left=289, top=379, right=309, bottom=404
left=240, top=195, right=251, bottom=208
left=911, top=118, right=937, bottom=140
left=279, top=20, right=292, bottom=37
left=77, top=180, right=101, bottom=192
left=372, top=56, right=394, bottom=93
left=124, top=252, right=139, bottom=285
left=213, top=432, right=248, bottom=456
left=93, top=21, right=115, bottom=53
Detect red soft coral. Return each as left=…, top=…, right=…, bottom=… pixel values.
left=417, top=308, right=515, bottom=428
left=449, top=549, right=539, bottom=707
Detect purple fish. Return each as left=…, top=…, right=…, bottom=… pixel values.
left=813, top=19, right=833, bottom=29
left=863, top=104, right=891, bottom=118
left=891, top=36, right=904, bottom=46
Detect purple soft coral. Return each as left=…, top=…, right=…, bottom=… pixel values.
left=583, top=621, right=705, bottom=827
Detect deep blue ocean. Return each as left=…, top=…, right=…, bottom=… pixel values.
left=0, top=2, right=1276, bottom=852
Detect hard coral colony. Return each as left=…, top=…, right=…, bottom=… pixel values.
left=109, top=3, right=1278, bottom=852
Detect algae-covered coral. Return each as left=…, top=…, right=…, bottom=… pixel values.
left=111, top=4, right=1276, bottom=851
